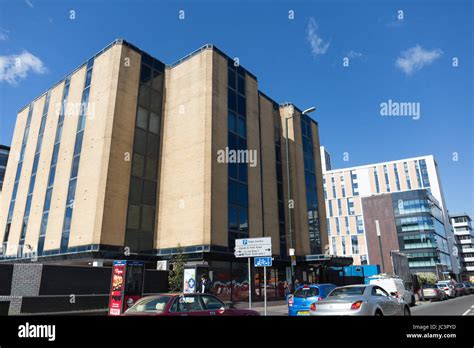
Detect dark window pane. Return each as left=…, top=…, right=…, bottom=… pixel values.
left=85, top=68, right=93, bottom=87
left=228, top=69, right=236, bottom=88
left=238, top=95, right=246, bottom=116
left=144, top=157, right=157, bottom=180
left=239, top=208, right=248, bottom=233
left=237, top=117, right=246, bottom=137
left=44, top=187, right=53, bottom=212
left=74, top=131, right=84, bottom=156
left=66, top=178, right=77, bottom=206
left=150, top=90, right=162, bottom=113
left=140, top=65, right=151, bottom=84
left=238, top=163, right=247, bottom=183
left=149, top=112, right=160, bottom=134
left=138, top=85, right=150, bottom=107
left=63, top=206, right=73, bottom=232
left=141, top=205, right=154, bottom=232
left=127, top=205, right=140, bottom=230
left=134, top=129, right=147, bottom=155
left=137, top=107, right=148, bottom=130
left=152, top=70, right=163, bottom=90
left=129, top=176, right=143, bottom=204
left=228, top=180, right=238, bottom=205
left=70, top=155, right=80, bottom=178
left=132, top=154, right=145, bottom=177
left=228, top=132, right=238, bottom=151
left=238, top=76, right=245, bottom=95
left=229, top=163, right=238, bottom=179
left=237, top=137, right=247, bottom=151
left=228, top=111, right=237, bottom=133
left=239, top=184, right=248, bottom=207
left=228, top=88, right=236, bottom=111
left=228, top=205, right=238, bottom=230
left=147, top=133, right=159, bottom=158
left=142, top=180, right=157, bottom=205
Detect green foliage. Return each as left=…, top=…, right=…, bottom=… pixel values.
left=168, top=245, right=186, bottom=292
left=417, top=272, right=437, bottom=285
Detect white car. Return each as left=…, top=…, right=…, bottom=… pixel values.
left=310, top=284, right=411, bottom=316
left=369, top=277, right=415, bottom=306
left=436, top=281, right=456, bottom=298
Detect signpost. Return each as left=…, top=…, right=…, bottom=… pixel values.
left=235, top=237, right=272, bottom=313
left=254, top=257, right=273, bottom=316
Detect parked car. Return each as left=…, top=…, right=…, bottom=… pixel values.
left=462, top=282, right=474, bottom=294
left=287, top=283, right=337, bottom=316
left=123, top=293, right=259, bottom=316
left=436, top=281, right=456, bottom=298
left=422, top=284, right=446, bottom=301
left=369, top=276, right=415, bottom=306
left=309, top=284, right=410, bottom=316
left=455, top=283, right=468, bottom=296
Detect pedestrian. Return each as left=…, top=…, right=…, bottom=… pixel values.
left=283, top=281, right=290, bottom=299
left=294, top=278, right=300, bottom=291
left=198, top=274, right=213, bottom=294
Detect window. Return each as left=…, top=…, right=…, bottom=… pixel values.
left=345, top=217, right=350, bottom=235
left=403, top=162, right=411, bottom=189
left=171, top=296, right=204, bottom=312
left=373, top=167, right=380, bottom=193
left=201, top=295, right=224, bottom=310
left=336, top=218, right=340, bottom=235
left=337, top=199, right=342, bottom=216
left=372, top=287, right=389, bottom=297
left=328, top=200, right=333, bottom=217
left=356, top=216, right=364, bottom=234
left=351, top=235, right=359, bottom=254
left=383, top=165, right=390, bottom=192
left=393, top=163, right=401, bottom=191
left=347, top=198, right=355, bottom=215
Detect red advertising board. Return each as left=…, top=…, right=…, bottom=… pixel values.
left=108, top=261, right=126, bottom=316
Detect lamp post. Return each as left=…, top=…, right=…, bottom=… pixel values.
left=285, top=105, right=316, bottom=287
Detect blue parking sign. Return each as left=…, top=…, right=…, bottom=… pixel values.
left=254, top=257, right=272, bottom=267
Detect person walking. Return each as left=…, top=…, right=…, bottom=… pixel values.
left=198, top=274, right=213, bottom=294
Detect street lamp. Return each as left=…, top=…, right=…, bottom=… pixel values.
left=285, top=105, right=316, bottom=287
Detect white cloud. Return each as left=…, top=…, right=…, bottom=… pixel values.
left=395, top=45, right=443, bottom=75
left=307, top=17, right=330, bottom=56
left=0, top=28, right=9, bottom=41
left=347, top=50, right=363, bottom=58
left=25, top=0, right=34, bottom=8
left=0, top=51, right=47, bottom=85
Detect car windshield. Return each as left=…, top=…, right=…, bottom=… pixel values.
left=294, top=287, right=320, bottom=298
left=125, top=296, right=171, bottom=313
left=329, top=286, right=365, bottom=297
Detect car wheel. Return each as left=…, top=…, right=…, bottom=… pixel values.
left=404, top=306, right=411, bottom=316
left=375, top=309, right=383, bottom=316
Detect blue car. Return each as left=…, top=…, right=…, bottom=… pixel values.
left=288, top=283, right=337, bottom=316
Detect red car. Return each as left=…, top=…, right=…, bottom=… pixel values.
left=123, top=293, right=259, bottom=316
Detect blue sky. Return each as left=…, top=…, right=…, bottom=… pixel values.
left=0, top=0, right=472, bottom=216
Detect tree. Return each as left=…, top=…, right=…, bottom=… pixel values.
left=417, top=272, right=437, bottom=285
left=168, top=245, right=186, bottom=292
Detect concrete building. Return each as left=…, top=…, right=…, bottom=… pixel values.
left=450, top=213, right=474, bottom=282
left=321, top=149, right=459, bottom=276
left=0, top=39, right=329, bottom=299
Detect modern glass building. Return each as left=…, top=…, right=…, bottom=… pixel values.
left=0, top=39, right=328, bottom=301
left=392, top=190, right=451, bottom=274
left=321, top=149, right=459, bottom=277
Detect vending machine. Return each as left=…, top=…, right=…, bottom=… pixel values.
left=108, top=260, right=145, bottom=315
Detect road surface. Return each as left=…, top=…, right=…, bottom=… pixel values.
left=411, top=294, right=474, bottom=316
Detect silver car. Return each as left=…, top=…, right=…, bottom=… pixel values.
left=309, top=284, right=410, bottom=316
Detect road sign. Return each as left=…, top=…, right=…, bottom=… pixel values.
left=234, top=237, right=272, bottom=258
left=254, top=257, right=272, bottom=267
left=236, top=237, right=271, bottom=247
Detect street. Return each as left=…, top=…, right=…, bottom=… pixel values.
left=411, top=294, right=474, bottom=316
left=251, top=294, right=474, bottom=316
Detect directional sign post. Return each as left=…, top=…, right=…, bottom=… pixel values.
left=235, top=238, right=272, bottom=311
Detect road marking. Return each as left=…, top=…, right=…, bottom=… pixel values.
left=462, top=309, right=471, bottom=316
